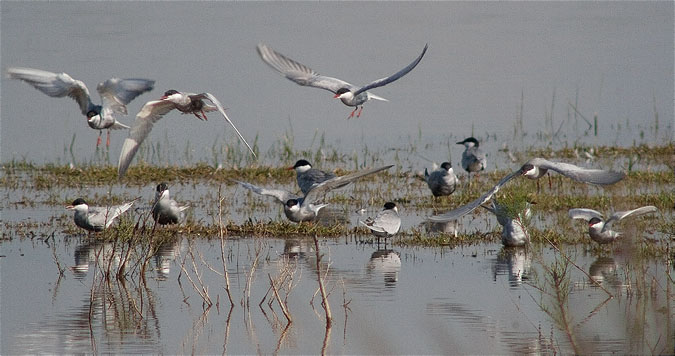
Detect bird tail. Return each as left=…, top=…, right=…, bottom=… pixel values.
left=367, top=93, right=388, bottom=102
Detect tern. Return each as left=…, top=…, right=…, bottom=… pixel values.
left=66, top=198, right=136, bottom=232
left=289, top=159, right=338, bottom=195
left=235, top=165, right=393, bottom=223
left=428, top=158, right=625, bottom=222
left=568, top=205, right=658, bottom=244
left=152, top=182, right=189, bottom=225
left=457, top=137, right=486, bottom=183
left=117, top=90, right=256, bottom=178
left=424, top=162, right=458, bottom=197
left=482, top=199, right=534, bottom=247
left=257, top=43, right=428, bottom=119
left=359, top=202, right=402, bottom=244
left=7, top=67, right=154, bottom=147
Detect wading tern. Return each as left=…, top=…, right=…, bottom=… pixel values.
left=359, top=202, right=402, bottom=244
left=152, top=182, right=189, bottom=225
left=424, top=162, right=458, bottom=197
left=235, top=165, right=393, bottom=223
left=457, top=137, right=486, bottom=183
left=66, top=198, right=137, bottom=232
left=568, top=205, right=658, bottom=244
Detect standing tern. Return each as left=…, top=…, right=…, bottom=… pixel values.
left=568, top=205, right=658, bottom=244
left=257, top=43, right=428, bottom=119
left=152, top=182, right=189, bottom=225
left=289, top=159, right=337, bottom=195
left=457, top=137, right=486, bottom=183
left=424, top=162, right=458, bottom=197
left=7, top=67, right=154, bottom=147
left=427, top=158, right=625, bottom=222
left=359, top=202, right=402, bottom=244
left=117, top=90, right=256, bottom=178
left=66, top=198, right=137, bottom=232
left=235, top=165, right=393, bottom=223
left=482, top=199, right=534, bottom=247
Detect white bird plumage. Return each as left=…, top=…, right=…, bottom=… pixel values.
left=66, top=198, right=137, bottom=232
left=360, top=202, right=402, bottom=243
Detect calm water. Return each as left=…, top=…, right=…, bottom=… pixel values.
left=2, top=234, right=672, bottom=354
left=1, top=2, right=673, bottom=166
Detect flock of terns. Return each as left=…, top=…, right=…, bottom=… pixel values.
left=8, top=43, right=658, bottom=246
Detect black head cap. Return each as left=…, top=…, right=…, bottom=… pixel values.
left=156, top=182, right=168, bottom=192
left=383, top=202, right=397, bottom=210
left=589, top=217, right=603, bottom=226
left=293, top=159, right=311, bottom=168
left=71, top=198, right=87, bottom=206
left=457, top=137, right=479, bottom=146
left=520, top=163, right=535, bottom=174
left=440, top=162, right=452, bottom=170
left=335, top=88, right=350, bottom=95
left=285, top=199, right=299, bottom=207
left=86, top=110, right=99, bottom=118
left=163, top=89, right=179, bottom=96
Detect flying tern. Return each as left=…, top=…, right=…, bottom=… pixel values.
left=66, top=198, right=137, bottom=232
left=257, top=43, right=428, bottom=119
left=568, top=205, right=658, bottom=244
left=424, top=161, right=458, bottom=197
left=235, top=165, right=393, bottom=223
left=152, top=182, right=189, bottom=225
left=117, top=89, right=256, bottom=177
left=7, top=67, right=154, bottom=147
left=428, top=158, right=625, bottom=222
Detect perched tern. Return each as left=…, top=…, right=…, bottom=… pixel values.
left=359, top=202, right=402, bottom=244
left=424, top=162, right=458, bottom=197
left=482, top=199, right=534, bottom=247
left=235, top=165, right=393, bottom=223
left=289, top=159, right=338, bottom=195
left=7, top=67, right=154, bottom=147
left=568, top=205, right=658, bottom=244
left=152, top=182, right=189, bottom=225
left=117, top=90, right=256, bottom=178
left=257, top=43, right=428, bottom=119
left=457, top=137, right=486, bottom=182
left=66, top=198, right=136, bottom=232
left=428, top=158, right=625, bottom=222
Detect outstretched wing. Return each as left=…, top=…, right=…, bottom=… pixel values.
left=257, top=43, right=356, bottom=94
left=200, top=93, right=256, bottom=158
left=568, top=208, right=604, bottom=221
left=427, top=170, right=522, bottom=222
left=7, top=67, right=93, bottom=115
left=117, top=99, right=178, bottom=178
left=97, top=78, right=155, bottom=115
left=606, top=205, right=658, bottom=226
left=528, top=158, right=625, bottom=185
left=302, top=165, right=394, bottom=206
left=234, top=180, right=296, bottom=205
left=354, top=43, right=428, bottom=96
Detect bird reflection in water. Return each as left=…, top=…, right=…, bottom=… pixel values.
left=153, top=240, right=182, bottom=280
left=588, top=256, right=618, bottom=286
left=492, top=247, right=531, bottom=288
left=367, top=249, right=402, bottom=288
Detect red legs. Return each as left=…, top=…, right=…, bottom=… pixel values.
left=356, top=106, right=363, bottom=117
left=96, top=131, right=102, bottom=147
left=349, top=107, right=358, bottom=119
left=201, top=109, right=208, bottom=120
left=106, top=130, right=111, bottom=147
left=193, top=110, right=208, bottom=121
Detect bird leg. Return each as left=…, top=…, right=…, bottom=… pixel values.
left=106, top=130, right=111, bottom=147
left=201, top=109, right=208, bottom=121
left=96, top=131, right=102, bottom=147
left=356, top=106, right=364, bottom=117
left=349, top=107, right=358, bottom=119
left=547, top=173, right=552, bottom=190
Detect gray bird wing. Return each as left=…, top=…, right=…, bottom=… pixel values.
left=527, top=158, right=625, bottom=185
left=117, top=99, right=178, bottom=178
left=354, top=44, right=428, bottom=96
left=97, top=78, right=155, bottom=115
left=7, top=67, right=94, bottom=115
left=257, top=43, right=357, bottom=94
left=88, top=200, right=135, bottom=228
left=568, top=208, right=604, bottom=221
left=427, top=170, right=522, bottom=222
left=302, top=165, right=393, bottom=207
left=372, top=209, right=401, bottom=234
left=234, top=180, right=296, bottom=205
left=198, top=93, right=256, bottom=157
left=605, top=205, right=658, bottom=227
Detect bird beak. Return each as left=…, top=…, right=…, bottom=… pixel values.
left=66, top=205, right=74, bottom=210
left=287, top=166, right=295, bottom=170
left=333, top=93, right=342, bottom=98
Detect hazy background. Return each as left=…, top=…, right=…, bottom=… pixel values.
left=2, top=2, right=672, bottom=166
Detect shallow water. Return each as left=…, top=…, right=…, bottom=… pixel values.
left=1, top=234, right=672, bottom=354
